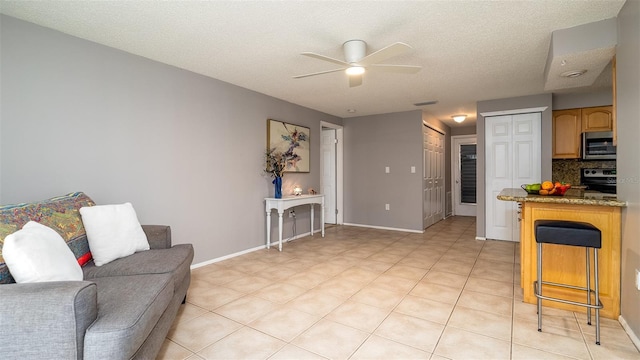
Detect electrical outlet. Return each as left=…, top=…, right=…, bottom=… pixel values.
left=411, top=166, right=416, bottom=173
left=385, top=166, right=390, bottom=173
left=385, top=204, right=390, bottom=211
left=636, top=269, right=640, bottom=291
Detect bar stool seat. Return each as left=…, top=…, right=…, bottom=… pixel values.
left=534, top=220, right=603, bottom=345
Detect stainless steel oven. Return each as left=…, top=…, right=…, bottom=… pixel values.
left=582, top=131, right=616, bottom=160
left=581, top=168, right=617, bottom=194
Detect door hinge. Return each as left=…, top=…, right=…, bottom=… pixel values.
left=335, top=209, right=339, bottom=215
left=334, top=138, right=338, bottom=144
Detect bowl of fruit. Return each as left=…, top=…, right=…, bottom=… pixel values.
left=522, top=181, right=571, bottom=196
left=521, top=183, right=541, bottom=195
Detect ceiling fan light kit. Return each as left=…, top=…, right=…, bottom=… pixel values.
left=345, top=66, right=365, bottom=76
left=294, top=39, right=422, bottom=87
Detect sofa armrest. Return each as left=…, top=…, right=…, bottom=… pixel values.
left=0, top=281, right=98, bottom=359
left=142, top=225, right=172, bottom=249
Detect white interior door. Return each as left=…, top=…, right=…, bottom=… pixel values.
left=452, top=135, right=477, bottom=216
left=485, top=113, right=540, bottom=241
left=423, top=125, right=445, bottom=229
left=321, top=128, right=337, bottom=224
left=434, top=131, right=444, bottom=221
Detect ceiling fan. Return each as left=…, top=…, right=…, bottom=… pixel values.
left=293, top=40, right=422, bottom=87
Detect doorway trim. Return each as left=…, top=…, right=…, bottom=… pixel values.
left=320, top=121, right=344, bottom=224
left=451, top=135, right=477, bottom=216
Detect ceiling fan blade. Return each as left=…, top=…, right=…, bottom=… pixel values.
left=349, top=74, right=363, bottom=87
left=301, top=52, right=350, bottom=66
left=357, top=42, right=413, bottom=66
left=293, top=68, right=346, bottom=79
left=369, top=64, right=422, bottom=74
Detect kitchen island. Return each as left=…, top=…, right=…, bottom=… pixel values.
left=498, top=188, right=626, bottom=319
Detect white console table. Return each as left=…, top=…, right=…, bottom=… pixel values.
left=264, top=194, right=325, bottom=251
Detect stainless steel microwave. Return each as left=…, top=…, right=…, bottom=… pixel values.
left=582, top=131, right=616, bottom=160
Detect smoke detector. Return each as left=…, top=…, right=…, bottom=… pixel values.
left=560, top=70, right=587, bottom=78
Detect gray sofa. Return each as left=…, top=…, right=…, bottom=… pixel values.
left=0, top=194, right=194, bottom=360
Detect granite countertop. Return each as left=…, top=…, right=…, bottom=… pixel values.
left=497, top=188, right=626, bottom=207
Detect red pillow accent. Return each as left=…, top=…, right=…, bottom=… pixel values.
left=77, top=252, right=92, bottom=266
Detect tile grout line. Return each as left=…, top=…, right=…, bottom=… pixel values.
left=429, top=226, right=486, bottom=358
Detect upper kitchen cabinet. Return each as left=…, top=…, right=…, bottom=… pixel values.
left=552, top=105, right=614, bottom=159
left=553, top=109, right=582, bottom=159
left=581, top=106, right=613, bottom=132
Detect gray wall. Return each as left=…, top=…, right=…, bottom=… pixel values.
left=552, top=87, right=613, bottom=110
left=343, top=110, right=424, bottom=231
left=451, top=125, right=477, bottom=136
left=0, top=15, right=342, bottom=264
left=476, top=93, right=553, bottom=238
left=616, top=0, right=640, bottom=342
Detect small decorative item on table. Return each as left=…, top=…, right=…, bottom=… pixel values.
left=293, top=186, right=303, bottom=196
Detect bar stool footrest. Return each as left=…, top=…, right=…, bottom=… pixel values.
left=534, top=280, right=603, bottom=309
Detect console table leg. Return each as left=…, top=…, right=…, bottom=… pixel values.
left=278, top=212, right=284, bottom=252
left=310, top=205, right=315, bottom=236
left=266, top=211, right=271, bottom=249
left=321, top=202, right=325, bottom=237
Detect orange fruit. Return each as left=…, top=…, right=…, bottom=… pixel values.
left=554, top=181, right=562, bottom=188
left=539, top=189, right=549, bottom=195
left=541, top=181, right=554, bottom=190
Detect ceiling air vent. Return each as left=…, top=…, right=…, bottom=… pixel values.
left=414, top=100, right=438, bottom=107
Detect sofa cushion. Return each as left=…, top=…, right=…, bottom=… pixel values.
left=83, top=273, right=173, bottom=360
left=0, top=192, right=95, bottom=284
left=3, top=221, right=83, bottom=283
left=83, top=244, right=194, bottom=293
left=80, top=203, right=150, bottom=266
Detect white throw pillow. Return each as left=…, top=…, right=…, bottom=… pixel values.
left=79, top=203, right=149, bottom=266
left=3, top=221, right=84, bottom=283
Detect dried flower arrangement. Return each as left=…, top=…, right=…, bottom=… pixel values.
left=265, top=148, right=287, bottom=178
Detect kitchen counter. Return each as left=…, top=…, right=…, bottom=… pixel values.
left=497, top=188, right=626, bottom=207
left=498, top=187, right=623, bottom=319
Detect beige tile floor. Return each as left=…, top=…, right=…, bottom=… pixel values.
left=158, top=217, right=640, bottom=360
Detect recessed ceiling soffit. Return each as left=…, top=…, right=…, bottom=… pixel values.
left=544, top=17, right=617, bottom=91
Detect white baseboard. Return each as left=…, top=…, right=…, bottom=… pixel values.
left=475, top=236, right=487, bottom=241
left=190, top=244, right=265, bottom=269
left=343, top=222, right=424, bottom=234
left=619, top=315, right=640, bottom=351
left=190, top=230, right=316, bottom=269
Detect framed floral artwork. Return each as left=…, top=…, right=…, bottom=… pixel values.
left=267, top=119, right=310, bottom=173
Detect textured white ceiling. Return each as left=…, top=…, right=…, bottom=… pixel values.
left=0, top=0, right=626, bottom=127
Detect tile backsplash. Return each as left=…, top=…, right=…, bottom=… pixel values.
left=552, top=159, right=616, bottom=185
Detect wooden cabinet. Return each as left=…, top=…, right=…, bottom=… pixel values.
left=552, top=105, right=613, bottom=159
left=582, top=106, right=613, bottom=132
left=552, top=109, right=581, bottom=159
left=520, top=201, right=621, bottom=319
left=612, top=56, right=618, bottom=145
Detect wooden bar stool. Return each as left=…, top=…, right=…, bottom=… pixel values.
left=534, top=220, right=603, bottom=345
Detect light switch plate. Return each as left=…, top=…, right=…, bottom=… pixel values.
left=385, top=166, right=390, bottom=173
left=411, top=166, right=416, bottom=173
